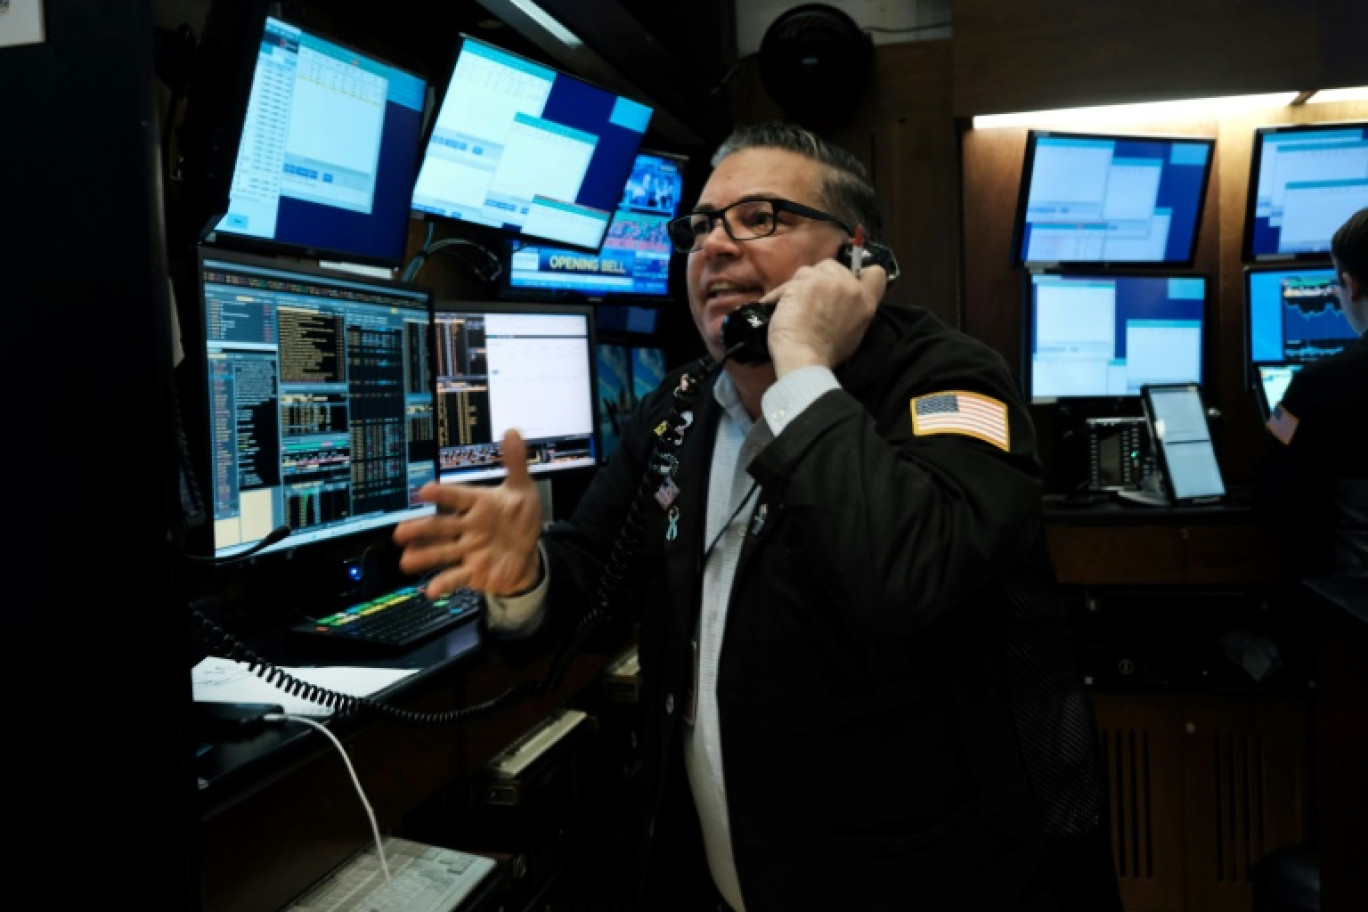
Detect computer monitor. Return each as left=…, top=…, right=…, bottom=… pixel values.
left=195, top=248, right=437, bottom=560
left=1243, top=262, right=1357, bottom=416
left=503, top=149, right=688, bottom=300
left=205, top=15, right=429, bottom=268
left=1242, top=120, right=1368, bottom=262
left=1244, top=263, right=1357, bottom=366
left=410, top=35, right=654, bottom=252
left=435, top=302, right=599, bottom=483
left=1023, top=269, right=1209, bottom=402
left=1011, top=130, right=1215, bottom=268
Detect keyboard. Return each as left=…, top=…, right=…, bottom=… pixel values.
left=283, top=836, right=496, bottom=912
left=290, top=585, right=482, bottom=650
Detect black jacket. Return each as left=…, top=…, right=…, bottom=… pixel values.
left=539, top=303, right=1103, bottom=910
left=1254, top=331, right=1368, bottom=577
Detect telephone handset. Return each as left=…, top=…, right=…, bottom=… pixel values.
left=719, top=239, right=900, bottom=365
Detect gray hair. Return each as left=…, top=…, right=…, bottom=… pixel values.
left=711, top=121, right=883, bottom=243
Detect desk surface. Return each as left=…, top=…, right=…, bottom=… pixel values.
left=195, top=615, right=486, bottom=810
left=1044, top=487, right=1254, bottom=523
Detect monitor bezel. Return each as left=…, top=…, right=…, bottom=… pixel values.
left=1009, top=129, right=1216, bottom=269
left=433, top=298, right=602, bottom=485
left=1240, top=119, right=1368, bottom=264
left=192, top=246, right=439, bottom=563
left=1020, top=266, right=1211, bottom=406
left=203, top=13, right=430, bottom=269
left=498, top=147, right=689, bottom=304
left=409, top=32, right=654, bottom=255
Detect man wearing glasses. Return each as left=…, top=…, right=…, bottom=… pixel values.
left=395, top=121, right=1118, bottom=911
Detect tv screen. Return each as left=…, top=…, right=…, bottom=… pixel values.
left=1011, top=130, right=1215, bottom=267
left=410, top=35, right=654, bottom=252
left=504, top=149, right=687, bottom=300
left=195, top=248, right=437, bottom=560
left=435, top=302, right=599, bottom=483
left=1023, top=270, right=1208, bottom=401
left=206, top=15, right=428, bottom=268
left=1242, top=121, right=1368, bottom=262
left=1244, top=263, right=1358, bottom=375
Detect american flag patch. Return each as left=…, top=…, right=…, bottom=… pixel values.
left=911, top=391, right=1010, bottom=451
left=1266, top=403, right=1299, bottom=445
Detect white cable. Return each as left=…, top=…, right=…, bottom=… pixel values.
left=267, top=713, right=392, bottom=882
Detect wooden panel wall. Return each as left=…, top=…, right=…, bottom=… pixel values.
left=725, top=41, right=960, bottom=326
left=950, top=0, right=1368, bottom=117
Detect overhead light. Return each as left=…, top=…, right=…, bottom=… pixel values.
left=498, top=0, right=582, bottom=50
left=971, top=91, right=1301, bottom=129
left=1304, top=85, right=1368, bottom=105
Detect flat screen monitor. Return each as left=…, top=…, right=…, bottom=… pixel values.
left=206, top=15, right=429, bottom=268
left=195, top=248, right=438, bottom=560
left=410, top=35, right=654, bottom=252
left=1023, top=270, right=1208, bottom=402
left=435, top=302, right=599, bottom=483
left=1242, top=121, right=1368, bottom=262
left=1244, top=263, right=1357, bottom=366
left=1011, top=130, right=1215, bottom=267
left=504, top=149, right=687, bottom=299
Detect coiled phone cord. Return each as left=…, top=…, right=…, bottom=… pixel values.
left=192, top=353, right=719, bottom=726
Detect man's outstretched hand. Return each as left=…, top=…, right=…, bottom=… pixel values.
left=393, top=429, right=544, bottom=598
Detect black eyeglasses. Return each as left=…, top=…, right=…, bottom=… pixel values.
left=666, top=197, right=853, bottom=253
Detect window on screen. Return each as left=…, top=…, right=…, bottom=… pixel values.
left=505, top=150, right=687, bottom=300
left=411, top=35, right=653, bottom=251
left=1245, top=264, right=1357, bottom=366
left=1244, top=122, right=1368, bottom=260
left=1026, top=272, right=1207, bottom=400
left=435, top=304, right=598, bottom=483
left=1013, top=131, right=1214, bottom=266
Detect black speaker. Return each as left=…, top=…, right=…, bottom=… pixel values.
left=758, top=4, right=873, bottom=128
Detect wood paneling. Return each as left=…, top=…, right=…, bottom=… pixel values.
left=950, top=0, right=1368, bottom=117
left=727, top=41, right=960, bottom=325
left=1094, top=694, right=1310, bottom=912
left=1046, top=521, right=1285, bottom=586
left=1179, top=697, right=1309, bottom=912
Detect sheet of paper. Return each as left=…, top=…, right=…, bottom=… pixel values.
left=192, top=656, right=419, bottom=717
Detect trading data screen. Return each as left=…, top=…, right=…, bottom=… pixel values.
left=198, top=249, right=436, bottom=559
